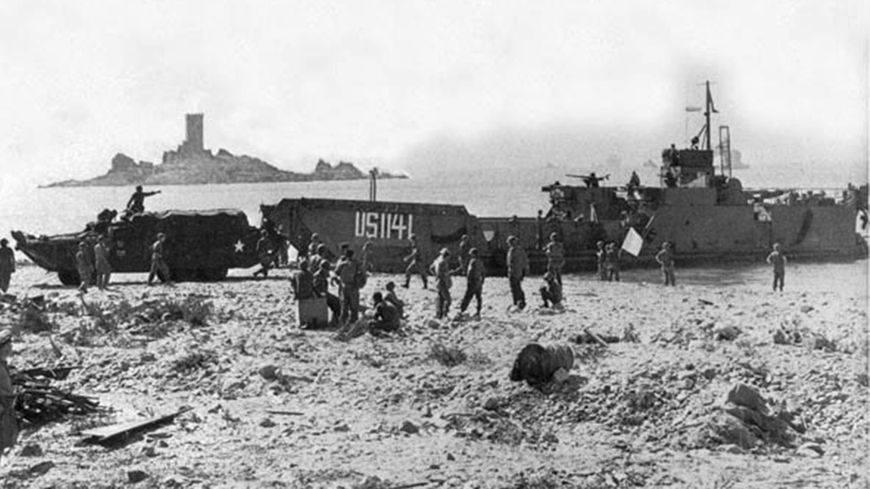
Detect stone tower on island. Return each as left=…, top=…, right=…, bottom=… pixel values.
left=163, top=113, right=211, bottom=163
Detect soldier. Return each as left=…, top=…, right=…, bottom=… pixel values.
left=402, top=234, right=428, bottom=289
left=604, top=242, right=622, bottom=282
left=308, top=233, right=322, bottom=258
left=457, top=234, right=471, bottom=275
left=75, top=241, right=94, bottom=293
left=0, top=239, right=15, bottom=293
left=384, top=281, right=405, bottom=318
left=540, top=272, right=563, bottom=309
left=595, top=240, right=607, bottom=280
left=369, top=292, right=400, bottom=334
left=359, top=240, right=374, bottom=288
left=93, top=236, right=112, bottom=290
left=147, top=233, right=170, bottom=285
left=430, top=248, right=453, bottom=319
left=290, top=260, right=315, bottom=300
left=459, top=248, right=485, bottom=319
left=334, top=248, right=362, bottom=324
left=313, top=260, right=341, bottom=327
left=253, top=230, right=274, bottom=278
left=655, top=241, right=676, bottom=286
left=766, top=242, right=787, bottom=292
left=126, top=185, right=160, bottom=215
left=309, top=244, right=328, bottom=276
left=0, top=329, right=18, bottom=459
left=544, top=232, right=564, bottom=287
left=507, top=235, right=529, bottom=310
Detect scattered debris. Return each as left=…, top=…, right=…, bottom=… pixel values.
left=12, top=367, right=100, bottom=427
left=429, top=342, right=466, bottom=367
left=81, top=407, right=192, bottom=446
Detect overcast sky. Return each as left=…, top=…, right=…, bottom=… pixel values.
left=0, top=0, right=866, bottom=185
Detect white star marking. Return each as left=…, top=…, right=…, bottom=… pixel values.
left=233, top=240, right=245, bottom=252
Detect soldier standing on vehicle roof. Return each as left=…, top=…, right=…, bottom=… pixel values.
left=766, top=243, right=787, bottom=292
left=430, top=248, right=453, bottom=319
left=403, top=234, right=428, bottom=289
left=93, top=235, right=112, bottom=290
left=147, top=233, right=170, bottom=285
left=313, top=260, right=341, bottom=327
left=545, top=232, right=564, bottom=287
left=507, top=235, right=529, bottom=311
left=126, top=185, right=160, bottom=215
left=0, top=329, right=19, bottom=459
left=0, top=239, right=15, bottom=294
left=334, top=248, right=362, bottom=325
left=655, top=241, right=676, bottom=286
left=75, top=241, right=94, bottom=293
left=459, top=248, right=485, bottom=319
left=253, top=230, right=274, bottom=278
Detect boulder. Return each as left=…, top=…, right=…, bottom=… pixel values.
left=725, top=383, right=768, bottom=414
left=509, top=343, right=574, bottom=386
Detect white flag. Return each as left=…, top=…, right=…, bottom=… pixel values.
left=621, top=227, right=643, bottom=257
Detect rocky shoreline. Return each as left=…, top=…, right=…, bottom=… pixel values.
left=0, top=264, right=866, bottom=487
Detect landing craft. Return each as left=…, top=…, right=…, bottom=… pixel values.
left=12, top=209, right=261, bottom=285
left=262, top=82, right=867, bottom=275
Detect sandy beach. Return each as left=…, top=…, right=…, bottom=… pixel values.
left=0, top=263, right=866, bottom=488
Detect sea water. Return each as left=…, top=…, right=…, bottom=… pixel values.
left=0, top=167, right=866, bottom=295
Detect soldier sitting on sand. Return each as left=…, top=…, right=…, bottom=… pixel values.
left=368, top=292, right=400, bottom=335
left=540, top=272, right=563, bottom=310
left=384, top=281, right=405, bottom=318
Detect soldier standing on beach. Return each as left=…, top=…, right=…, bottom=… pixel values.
left=334, top=248, right=362, bottom=324
left=766, top=243, right=787, bottom=292
left=0, top=329, right=19, bottom=459
left=430, top=248, right=453, bottom=319
left=308, top=233, right=322, bottom=258
left=93, top=236, right=112, bottom=290
left=545, top=232, right=564, bottom=287
left=457, top=234, right=471, bottom=275
left=253, top=230, right=274, bottom=278
left=604, top=242, right=622, bottom=282
left=403, top=234, right=428, bottom=289
left=596, top=240, right=607, bottom=280
left=312, top=261, right=341, bottom=327
left=75, top=241, right=94, bottom=293
left=507, top=235, right=529, bottom=311
left=655, top=242, right=676, bottom=286
left=0, top=239, right=15, bottom=293
left=147, top=233, right=170, bottom=285
left=459, top=248, right=485, bottom=319
left=126, top=185, right=160, bottom=215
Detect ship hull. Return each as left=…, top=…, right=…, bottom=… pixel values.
left=261, top=197, right=866, bottom=276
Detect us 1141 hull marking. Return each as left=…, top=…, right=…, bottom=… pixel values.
left=354, top=211, right=414, bottom=240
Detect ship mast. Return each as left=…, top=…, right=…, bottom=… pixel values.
left=703, top=80, right=714, bottom=151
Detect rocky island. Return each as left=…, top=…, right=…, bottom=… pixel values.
left=42, top=114, right=406, bottom=187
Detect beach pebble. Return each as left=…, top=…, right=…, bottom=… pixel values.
left=400, top=420, right=419, bottom=434
left=127, top=470, right=149, bottom=484
left=18, top=443, right=43, bottom=457
left=725, top=383, right=767, bottom=413
left=259, top=364, right=279, bottom=380
left=798, top=442, right=825, bottom=456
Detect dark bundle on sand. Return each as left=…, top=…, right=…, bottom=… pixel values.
left=12, top=367, right=100, bottom=427
left=509, top=344, right=574, bottom=386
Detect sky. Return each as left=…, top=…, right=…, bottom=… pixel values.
left=0, top=0, right=866, bottom=187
